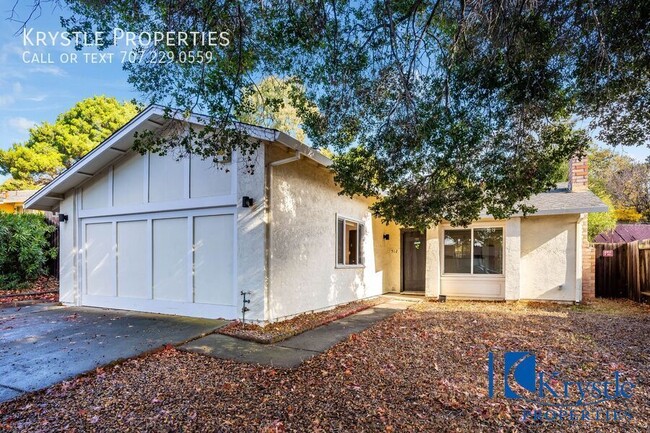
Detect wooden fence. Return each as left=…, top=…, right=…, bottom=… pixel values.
left=594, top=240, right=650, bottom=302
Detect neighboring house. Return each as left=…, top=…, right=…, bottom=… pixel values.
left=594, top=224, right=650, bottom=243
left=25, top=106, right=608, bottom=322
left=0, top=190, right=38, bottom=213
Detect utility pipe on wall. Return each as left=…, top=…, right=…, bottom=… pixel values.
left=575, top=215, right=583, bottom=304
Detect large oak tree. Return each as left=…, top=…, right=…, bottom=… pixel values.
left=12, top=0, right=650, bottom=227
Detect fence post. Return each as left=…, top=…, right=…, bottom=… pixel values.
left=627, top=241, right=641, bottom=302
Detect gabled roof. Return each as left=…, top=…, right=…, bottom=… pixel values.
left=0, top=190, right=37, bottom=204
left=594, top=224, right=650, bottom=243
left=24, top=105, right=331, bottom=211
left=519, top=182, right=608, bottom=216
left=478, top=182, right=608, bottom=219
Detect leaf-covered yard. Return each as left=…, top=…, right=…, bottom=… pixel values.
left=1, top=299, right=648, bottom=432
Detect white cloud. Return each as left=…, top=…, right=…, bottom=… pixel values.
left=0, top=80, right=22, bottom=107
left=6, top=116, right=36, bottom=132
left=28, top=65, right=66, bottom=77
left=0, top=42, right=24, bottom=64
left=24, top=94, right=47, bottom=102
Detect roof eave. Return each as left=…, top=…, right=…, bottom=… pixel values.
left=515, top=205, right=610, bottom=217
left=24, top=105, right=332, bottom=211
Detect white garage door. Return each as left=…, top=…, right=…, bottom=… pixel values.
left=81, top=207, right=237, bottom=318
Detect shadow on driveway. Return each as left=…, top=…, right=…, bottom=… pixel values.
left=0, top=304, right=226, bottom=403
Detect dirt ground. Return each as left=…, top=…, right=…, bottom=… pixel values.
left=1, top=299, right=648, bottom=432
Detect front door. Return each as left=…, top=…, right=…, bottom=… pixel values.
left=402, top=230, right=426, bottom=292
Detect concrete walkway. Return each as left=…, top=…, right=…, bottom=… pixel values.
left=0, top=305, right=225, bottom=403
left=180, top=300, right=411, bottom=368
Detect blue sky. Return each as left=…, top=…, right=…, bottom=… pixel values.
left=0, top=3, right=137, bottom=183
left=0, top=3, right=648, bottom=185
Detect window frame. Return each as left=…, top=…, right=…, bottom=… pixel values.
left=442, top=223, right=505, bottom=277
left=335, top=214, right=365, bottom=268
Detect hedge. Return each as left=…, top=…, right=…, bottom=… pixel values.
left=0, top=213, right=57, bottom=289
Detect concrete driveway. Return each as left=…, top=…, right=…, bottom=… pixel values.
left=0, top=303, right=226, bottom=403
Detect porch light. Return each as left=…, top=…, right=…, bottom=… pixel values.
left=59, top=213, right=69, bottom=223
left=383, top=234, right=390, bottom=240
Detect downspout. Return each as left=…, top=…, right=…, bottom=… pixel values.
left=575, top=216, right=583, bottom=304
left=265, top=150, right=301, bottom=321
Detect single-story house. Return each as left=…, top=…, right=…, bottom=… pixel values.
left=0, top=190, right=38, bottom=213
left=594, top=223, right=650, bottom=243
left=25, top=105, right=608, bottom=322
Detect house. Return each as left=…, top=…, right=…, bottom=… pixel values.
left=25, top=106, right=608, bottom=322
left=594, top=224, right=650, bottom=243
left=0, top=190, right=38, bottom=213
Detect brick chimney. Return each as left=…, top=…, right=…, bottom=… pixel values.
left=568, top=156, right=588, bottom=192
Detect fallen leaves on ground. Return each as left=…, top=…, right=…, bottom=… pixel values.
left=0, top=299, right=648, bottom=432
left=0, top=277, right=58, bottom=305
left=220, top=298, right=384, bottom=344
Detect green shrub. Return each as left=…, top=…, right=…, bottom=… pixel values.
left=588, top=191, right=617, bottom=241
left=0, top=213, right=57, bottom=289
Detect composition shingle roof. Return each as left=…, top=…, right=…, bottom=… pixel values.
left=479, top=182, right=608, bottom=218
left=594, top=224, right=650, bottom=243
left=519, top=182, right=608, bottom=216
left=0, top=190, right=37, bottom=204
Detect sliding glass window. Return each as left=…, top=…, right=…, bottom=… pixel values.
left=444, top=227, right=503, bottom=275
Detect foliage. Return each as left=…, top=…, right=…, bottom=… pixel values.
left=588, top=191, right=617, bottom=241
left=0, top=213, right=57, bottom=289
left=0, top=96, right=139, bottom=189
left=1, top=300, right=648, bottom=431
left=588, top=147, right=650, bottom=221
left=0, top=178, right=39, bottom=192
left=220, top=298, right=383, bottom=344
left=45, top=0, right=650, bottom=227
left=614, top=207, right=643, bottom=223
left=0, top=276, right=59, bottom=303
left=236, top=76, right=316, bottom=143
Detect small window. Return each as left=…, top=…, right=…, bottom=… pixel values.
left=444, top=227, right=503, bottom=275
left=337, top=217, right=363, bottom=266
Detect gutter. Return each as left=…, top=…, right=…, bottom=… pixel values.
left=264, top=150, right=302, bottom=322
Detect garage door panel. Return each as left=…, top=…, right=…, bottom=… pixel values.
left=82, top=207, right=236, bottom=318
left=85, top=223, right=113, bottom=296
left=153, top=218, right=189, bottom=302
left=117, top=220, right=149, bottom=299
left=194, top=215, right=234, bottom=305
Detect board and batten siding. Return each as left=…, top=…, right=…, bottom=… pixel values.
left=58, top=148, right=267, bottom=320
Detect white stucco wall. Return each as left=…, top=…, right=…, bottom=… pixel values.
left=372, top=220, right=401, bottom=293
left=267, top=146, right=385, bottom=320
left=520, top=214, right=579, bottom=301
left=425, top=227, right=441, bottom=297
left=236, top=148, right=266, bottom=321
left=504, top=217, right=521, bottom=300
